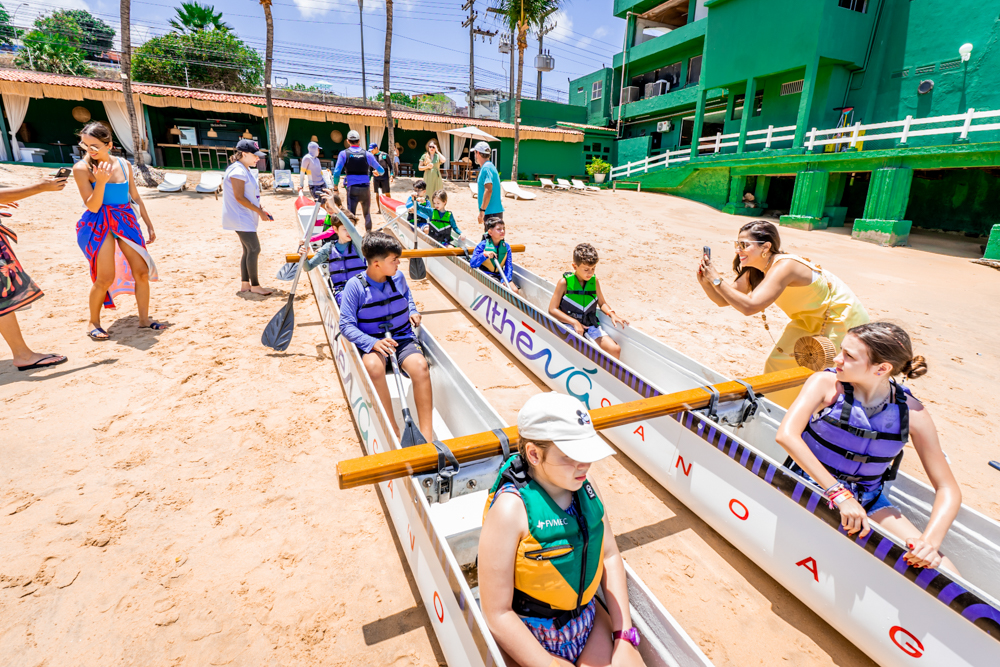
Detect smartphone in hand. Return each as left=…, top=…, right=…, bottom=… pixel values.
left=52, top=167, right=72, bottom=179
left=703, top=245, right=711, bottom=260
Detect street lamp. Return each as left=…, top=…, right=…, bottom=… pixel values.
left=959, top=43, right=973, bottom=62
left=12, top=3, right=32, bottom=70
left=358, top=0, right=367, bottom=103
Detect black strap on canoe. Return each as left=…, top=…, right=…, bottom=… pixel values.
left=702, top=383, right=720, bottom=422
left=492, top=429, right=511, bottom=460
left=734, top=378, right=760, bottom=424
left=431, top=439, right=460, bottom=476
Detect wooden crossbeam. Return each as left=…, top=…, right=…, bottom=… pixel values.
left=336, top=367, right=812, bottom=489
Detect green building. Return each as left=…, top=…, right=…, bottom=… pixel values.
left=568, top=0, right=1000, bottom=246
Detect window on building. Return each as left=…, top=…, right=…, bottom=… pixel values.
left=659, top=62, right=682, bottom=89
left=592, top=142, right=602, bottom=152
left=577, top=86, right=584, bottom=94
left=732, top=94, right=745, bottom=121
left=687, top=55, right=703, bottom=86
left=592, top=81, right=603, bottom=100
left=752, top=89, right=764, bottom=116
left=735, top=88, right=764, bottom=120
left=838, top=0, right=867, bottom=13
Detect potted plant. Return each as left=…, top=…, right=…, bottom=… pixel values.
left=587, top=157, right=611, bottom=184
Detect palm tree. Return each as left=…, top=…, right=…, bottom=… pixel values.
left=493, top=0, right=559, bottom=181
left=383, top=0, right=395, bottom=177
left=260, top=0, right=278, bottom=174
left=120, top=0, right=154, bottom=185
left=170, top=1, right=231, bottom=34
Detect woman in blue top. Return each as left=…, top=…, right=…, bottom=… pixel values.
left=72, top=122, right=160, bottom=341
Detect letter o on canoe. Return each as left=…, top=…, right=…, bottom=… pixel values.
left=433, top=591, right=445, bottom=623
left=889, top=626, right=924, bottom=658
left=729, top=499, right=749, bottom=521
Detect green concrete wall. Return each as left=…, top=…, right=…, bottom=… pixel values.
left=632, top=163, right=730, bottom=208
left=907, top=169, right=1000, bottom=236
left=568, top=68, right=615, bottom=126
left=499, top=99, right=586, bottom=127
left=496, top=137, right=585, bottom=181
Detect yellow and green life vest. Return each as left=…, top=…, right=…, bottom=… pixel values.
left=560, top=272, right=600, bottom=328
left=483, top=454, right=606, bottom=627
left=480, top=238, right=509, bottom=276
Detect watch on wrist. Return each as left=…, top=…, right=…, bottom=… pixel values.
left=712, top=277, right=722, bottom=286
left=612, top=628, right=641, bottom=647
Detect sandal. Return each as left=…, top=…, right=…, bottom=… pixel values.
left=15, top=354, right=68, bottom=372
left=146, top=322, right=167, bottom=330
left=88, top=328, right=110, bottom=341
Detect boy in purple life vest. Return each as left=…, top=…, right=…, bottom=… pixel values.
left=338, top=232, right=433, bottom=441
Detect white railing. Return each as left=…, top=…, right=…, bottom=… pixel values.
left=610, top=108, right=1000, bottom=181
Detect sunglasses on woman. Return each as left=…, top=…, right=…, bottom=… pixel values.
left=78, top=143, right=104, bottom=153
left=733, top=240, right=762, bottom=251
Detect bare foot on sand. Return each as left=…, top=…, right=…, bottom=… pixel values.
left=250, top=286, right=274, bottom=295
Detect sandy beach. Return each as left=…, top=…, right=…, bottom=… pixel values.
left=2, top=162, right=997, bottom=666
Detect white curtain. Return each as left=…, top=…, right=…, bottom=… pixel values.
left=451, top=136, right=467, bottom=163
left=348, top=120, right=367, bottom=145
left=435, top=131, right=450, bottom=167
left=3, top=94, right=30, bottom=161
left=273, top=114, right=290, bottom=154
left=367, top=123, right=386, bottom=151
left=103, top=98, right=147, bottom=157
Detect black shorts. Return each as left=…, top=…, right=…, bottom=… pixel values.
left=308, top=183, right=326, bottom=199
left=373, top=178, right=391, bottom=196
left=372, top=339, right=423, bottom=375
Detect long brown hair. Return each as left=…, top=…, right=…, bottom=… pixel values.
left=733, top=220, right=785, bottom=290
left=849, top=322, right=928, bottom=380
left=517, top=436, right=553, bottom=469
left=79, top=121, right=113, bottom=170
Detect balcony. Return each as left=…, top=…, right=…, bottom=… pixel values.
left=613, top=19, right=706, bottom=71
left=614, top=84, right=703, bottom=121
left=614, top=0, right=682, bottom=19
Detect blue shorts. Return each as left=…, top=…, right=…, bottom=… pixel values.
left=584, top=325, right=608, bottom=341
left=789, top=462, right=896, bottom=515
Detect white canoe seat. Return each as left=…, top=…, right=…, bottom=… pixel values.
left=273, top=169, right=294, bottom=190
left=501, top=181, right=536, bottom=201
left=571, top=179, right=601, bottom=193
left=195, top=172, right=224, bottom=199
left=468, top=182, right=478, bottom=199
left=157, top=172, right=187, bottom=193
left=555, top=178, right=573, bottom=190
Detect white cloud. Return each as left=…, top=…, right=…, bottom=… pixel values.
left=593, top=25, right=608, bottom=39
left=292, top=0, right=330, bottom=19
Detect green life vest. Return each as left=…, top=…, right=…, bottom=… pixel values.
left=481, top=238, right=509, bottom=275
left=560, top=272, right=600, bottom=328
left=427, top=210, right=457, bottom=245
left=483, top=455, right=606, bottom=626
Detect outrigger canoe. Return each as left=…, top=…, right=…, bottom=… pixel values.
left=379, top=195, right=1000, bottom=667
left=296, top=205, right=714, bottom=667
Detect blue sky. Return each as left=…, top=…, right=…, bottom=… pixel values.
left=15, top=0, right=626, bottom=104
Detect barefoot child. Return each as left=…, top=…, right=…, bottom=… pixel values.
left=470, top=216, right=518, bottom=293
left=422, top=189, right=464, bottom=247
left=338, top=232, right=433, bottom=441
left=479, top=392, right=646, bottom=667
left=548, top=243, right=627, bottom=359
left=299, top=211, right=366, bottom=305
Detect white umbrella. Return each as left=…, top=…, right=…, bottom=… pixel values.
left=444, top=126, right=500, bottom=143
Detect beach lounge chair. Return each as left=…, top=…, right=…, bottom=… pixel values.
left=273, top=169, right=293, bottom=191
left=195, top=172, right=224, bottom=199
left=289, top=158, right=300, bottom=174
left=469, top=182, right=478, bottom=199
left=571, top=179, right=601, bottom=193
left=555, top=178, right=573, bottom=190
left=157, top=172, right=187, bottom=193
left=539, top=177, right=557, bottom=189
left=501, top=181, right=537, bottom=201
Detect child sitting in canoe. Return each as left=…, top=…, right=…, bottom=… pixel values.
left=299, top=210, right=366, bottom=305
left=338, top=232, right=433, bottom=442
left=422, top=189, right=464, bottom=247
left=776, top=322, right=961, bottom=572
left=548, top=243, right=628, bottom=359
left=479, top=392, right=646, bottom=667
left=405, top=179, right=432, bottom=225
left=470, top=216, right=518, bottom=293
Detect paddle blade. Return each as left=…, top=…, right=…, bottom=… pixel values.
left=261, top=295, right=295, bottom=351
left=275, top=262, right=298, bottom=281
left=409, top=257, right=427, bottom=280
left=399, top=410, right=427, bottom=448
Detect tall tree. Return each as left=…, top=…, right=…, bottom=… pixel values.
left=260, top=0, right=278, bottom=174
left=60, top=9, right=115, bottom=54
left=493, top=0, right=559, bottom=180
left=0, top=3, right=14, bottom=48
left=170, top=1, right=231, bottom=34
left=132, top=30, right=263, bottom=92
left=121, top=0, right=154, bottom=185
left=383, top=0, right=395, bottom=178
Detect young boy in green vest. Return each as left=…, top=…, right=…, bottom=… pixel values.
left=470, top=216, right=519, bottom=294
left=548, top=243, right=628, bottom=359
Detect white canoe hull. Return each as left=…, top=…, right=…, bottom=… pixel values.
left=381, top=208, right=1000, bottom=667
left=300, top=207, right=714, bottom=667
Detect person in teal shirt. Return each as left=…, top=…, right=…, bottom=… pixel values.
left=474, top=141, right=503, bottom=228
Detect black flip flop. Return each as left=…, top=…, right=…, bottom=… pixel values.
left=146, top=322, right=167, bottom=330
left=88, top=327, right=110, bottom=341
left=16, top=354, right=68, bottom=372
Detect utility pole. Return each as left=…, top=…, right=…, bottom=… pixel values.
left=462, top=1, right=496, bottom=119
left=535, top=20, right=555, bottom=100
left=358, top=0, right=367, bottom=102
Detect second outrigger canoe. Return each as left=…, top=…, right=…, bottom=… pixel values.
left=296, top=205, right=714, bottom=667
left=379, top=195, right=1000, bottom=667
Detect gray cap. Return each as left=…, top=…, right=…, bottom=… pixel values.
left=472, top=141, right=491, bottom=154
left=347, top=130, right=361, bottom=142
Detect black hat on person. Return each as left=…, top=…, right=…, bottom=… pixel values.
left=236, top=139, right=266, bottom=157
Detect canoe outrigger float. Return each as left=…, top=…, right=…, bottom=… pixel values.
left=295, top=205, right=714, bottom=667
left=378, top=195, right=1000, bottom=666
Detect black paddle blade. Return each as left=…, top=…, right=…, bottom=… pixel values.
left=261, top=294, right=295, bottom=351
left=409, top=257, right=427, bottom=280
left=399, top=409, right=427, bottom=448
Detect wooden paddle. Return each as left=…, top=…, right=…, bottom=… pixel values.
left=261, top=203, right=322, bottom=351
left=336, top=366, right=812, bottom=489
left=284, top=244, right=526, bottom=263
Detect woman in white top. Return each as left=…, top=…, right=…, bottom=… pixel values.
left=223, top=140, right=273, bottom=295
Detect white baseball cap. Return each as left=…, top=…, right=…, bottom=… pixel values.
left=518, top=393, right=615, bottom=464
left=472, top=141, right=491, bottom=154
left=347, top=130, right=361, bottom=142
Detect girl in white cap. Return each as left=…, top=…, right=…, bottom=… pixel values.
left=479, top=392, right=645, bottom=667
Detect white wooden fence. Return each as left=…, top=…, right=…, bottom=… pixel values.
left=610, top=108, right=1000, bottom=181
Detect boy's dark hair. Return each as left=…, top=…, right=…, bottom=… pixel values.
left=432, top=189, right=448, bottom=204
left=362, top=231, right=403, bottom=261
left=573, top=243, right=599, bottom=266
left=414, top=179, right=427, bottom=191
left=484, top=216, right=504, bottom=234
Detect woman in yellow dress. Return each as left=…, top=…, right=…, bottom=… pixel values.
left=697, top=220, right=869, bottom=406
